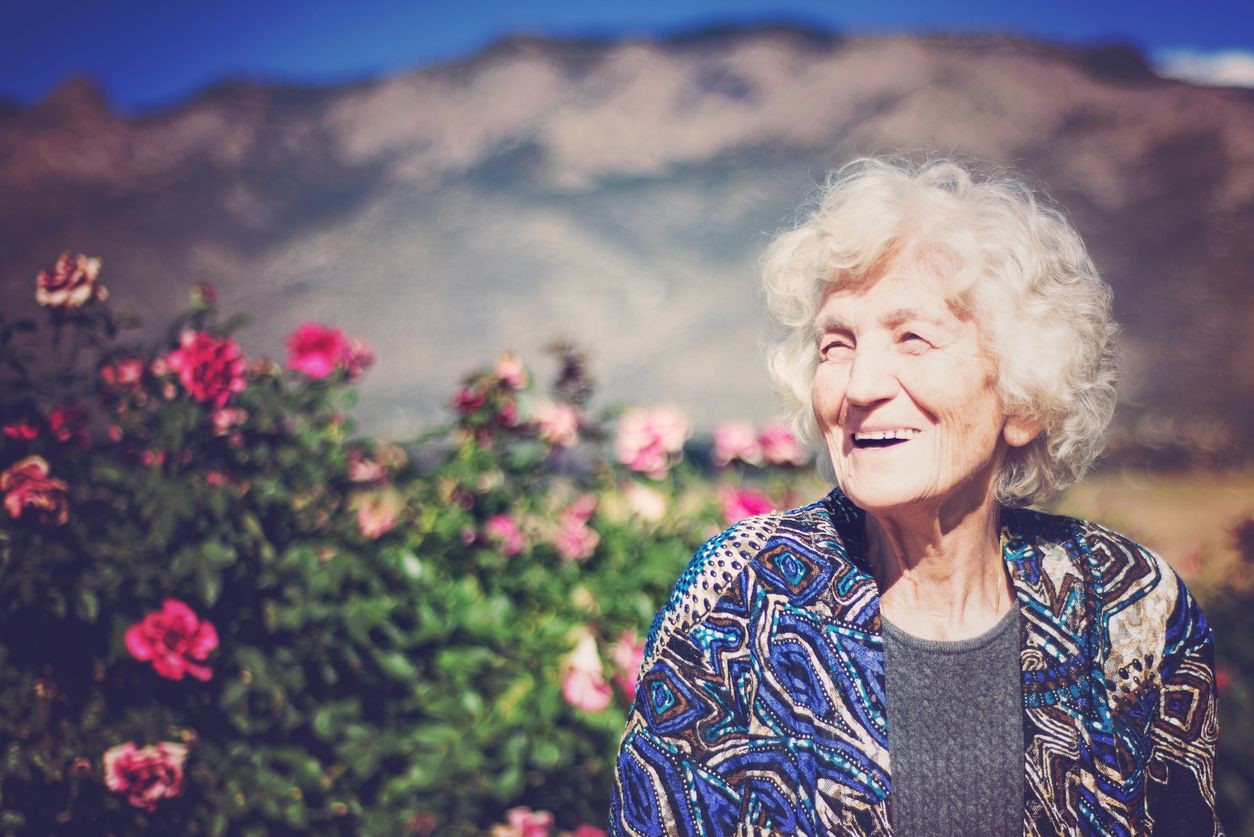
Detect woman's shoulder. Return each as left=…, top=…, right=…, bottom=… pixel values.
left=1002, top=506, right=1209, bottom=643
left=641, top=491, right=859, bottom=665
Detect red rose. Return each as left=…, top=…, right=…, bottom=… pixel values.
left=2, top=421, right=39, bottom=441
left=285, top=322, right=374, bottom=381
left=48, top=404, right=90, bottom=446
left=35, top=251, right=107, bottom=309
left=125, top=599, right=219, bottom=681
left=103, top=741, right=188, bottom=812
left=164, top=330, right=247, bottom=408
left=1, top=455, right=69, bottom=525
left=452, top=384, right=486, bottom=415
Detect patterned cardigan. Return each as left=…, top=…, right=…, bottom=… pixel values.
left=610, top=490, right=1221, bottom=836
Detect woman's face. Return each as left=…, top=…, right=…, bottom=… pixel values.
left=811, top=262, right=1035, bottom=518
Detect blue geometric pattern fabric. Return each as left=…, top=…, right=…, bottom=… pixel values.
left=610, top=490, right=1221, bottom=836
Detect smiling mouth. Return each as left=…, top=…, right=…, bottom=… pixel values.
left=851, top=429, right=920, bottom=449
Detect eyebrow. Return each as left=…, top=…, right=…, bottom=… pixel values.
left=882, top=308, right=946, bottom=328
left=813, top=308, right=946, bottom=339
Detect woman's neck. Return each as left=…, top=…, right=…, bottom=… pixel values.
left=866, top=496, right=1014, bottom=642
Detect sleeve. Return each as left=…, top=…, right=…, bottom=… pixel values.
left=1144, top=576, right=1223, bottom=836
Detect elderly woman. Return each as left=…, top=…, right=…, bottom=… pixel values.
left=610, top=158, right=1220, bottom=836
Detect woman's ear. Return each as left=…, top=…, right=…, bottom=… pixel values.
left=1003, top=415, right=1042, bottom=448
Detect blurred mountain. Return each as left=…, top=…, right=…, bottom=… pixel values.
left=2, top=25, right=1251, bottom=451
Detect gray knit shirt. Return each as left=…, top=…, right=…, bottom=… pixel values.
left=882, top=606, right=1024, bottom=837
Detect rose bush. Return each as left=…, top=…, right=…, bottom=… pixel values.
left=1, top=254, right=1250, bottom=834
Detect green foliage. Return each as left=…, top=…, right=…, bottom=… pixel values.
left=0, top=285, right=806, bottom=834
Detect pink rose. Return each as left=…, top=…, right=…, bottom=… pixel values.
left=285, top=322, right=373, bottom=381
left=35, top=251, right=107, bottom=309
left=125, top=599, right=219, bottom=682
left=165, top=330, right=247, bottom=408
left=355, top=489, right=403, bottom=539
left=2, top=421, right=39, bottom=441
left=758, top=422, right=809, bottom=466
left=553, top=496, right=599, bottom=561
left=493, top=352, right=529, bottom=390
left=553, top=520, right=599, bottom=562
left=1, top=455, right=70, bottom=525
left=345, top=338, right=374, bottom=381
left=485, top=514, right=526, bottom=557
left=611, top=629, right=646, bottom=700
left=533, top=401, right=579, bottom=447
left=491, top=806, right=554, bottom=837
left=717, top=486, right=775, bottom=524
left=561, top=633, right=612, bottom=713
left=614, top=406, right=690, bottom=479
left=103, top=741, right=188, bottom=812
left=712, top=421, right=762, bottom=467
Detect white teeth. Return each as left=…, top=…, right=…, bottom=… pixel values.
left=853, top=429, right=920, bottom=441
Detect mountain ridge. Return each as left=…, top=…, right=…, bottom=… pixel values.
left=2, top=27, right=1250, bottom=453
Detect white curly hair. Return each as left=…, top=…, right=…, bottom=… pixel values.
left=761, top=156, right=1119, bottom=507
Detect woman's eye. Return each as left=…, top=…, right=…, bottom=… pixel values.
left=820, top=340, right=853, bottom=359
left=899, top=332, right=931, bottom=349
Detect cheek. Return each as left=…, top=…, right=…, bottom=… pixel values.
left=810, top=368, right=847, bottom=428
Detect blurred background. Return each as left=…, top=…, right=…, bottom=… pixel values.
left=2, top=0, right=1252, bottom=831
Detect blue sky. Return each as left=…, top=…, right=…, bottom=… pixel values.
left=3, top=0, right=1252, bottom=113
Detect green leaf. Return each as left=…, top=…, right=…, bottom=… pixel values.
left=74, top=588, right=99, bottom=623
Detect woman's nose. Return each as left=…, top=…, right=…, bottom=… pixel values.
left=843, top=345, right=899, bottom=406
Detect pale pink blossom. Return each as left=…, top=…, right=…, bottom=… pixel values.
left=622, top=482, right=667, bottom=523
left=141, top=449, right=166, bottom=468
left=485, top=514, right=526, bottom=557
left=101, top=357, right=145, bottom=389
left=491, top=806, right=554, bottom=837
left=36, top=252, right=107, bottom=309
left=553, top=518, right=599, bottom=562
left=354, top=490, right=403, bottom=539
left=103, top=741, right=187, bottom=812
left=712, top=421, right=762, bottom=467
left=611, top=629, right=646, bottom=700
left=347, top=448, right=387, bottom=483
left=561, top=632, right=612, bottom=713
left=1, top=455, right=69, bottom=525
left=210, top=407, right=248, bottom=437
left=717, top=486, right=775, bottom=524
left=553, top=496, right=599, bottom=561
left=493, top=352, right=529, bottom=389
left=534, top=401, right=579, bottom=447
left=758, top=422, right=809, bottom=466
left=614, top=406, right=690, bottom=479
